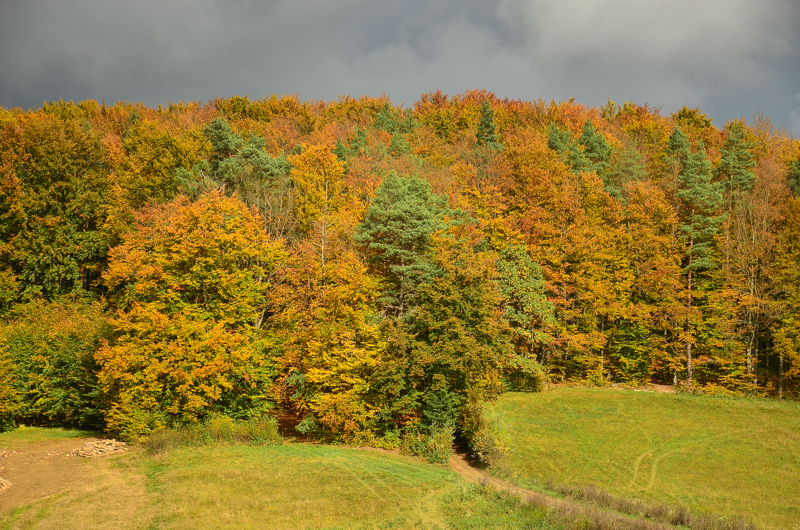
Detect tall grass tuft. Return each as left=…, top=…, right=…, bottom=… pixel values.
left=144, top=416, right=281, bottom=454
left=545, top=479, right=758, bottom=530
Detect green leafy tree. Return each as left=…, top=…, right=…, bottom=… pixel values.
left=774, top=198, right=800, bottom=396
left=0, top=296, right=110, bottom=429
left=495, top=244, right=554, bottom=389
left=0, top=347, right=17, bottom=431
left=376, top=227, right=512, bottom=432
left=786, top=156, right=800, bottom=196
left=0, top=113, right=110, bottom=301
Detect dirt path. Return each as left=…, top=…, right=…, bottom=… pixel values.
left=0, top=437, right=131, bottom=512
left=449, top=453, right=676, bottom=530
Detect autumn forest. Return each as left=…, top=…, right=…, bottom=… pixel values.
left=1, top=92, right=800, bottom=449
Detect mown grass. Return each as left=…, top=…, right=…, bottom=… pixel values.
left=1, top=442, right=561, bottom=529
left=0, top=425, right=97, bottom=447
left=490, top=388, right=800, bottom=530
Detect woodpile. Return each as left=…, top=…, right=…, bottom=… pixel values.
left=67, top=440, right=127, bottom=458
left=0, top=448, right=12, bottom=492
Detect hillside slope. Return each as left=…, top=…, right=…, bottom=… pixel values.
left=491, top=388, right=800, bottom=529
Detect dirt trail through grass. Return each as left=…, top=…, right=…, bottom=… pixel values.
left=448, top=452, right=675, bottom=530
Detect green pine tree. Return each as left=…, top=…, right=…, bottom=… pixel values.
left=666, top=126, right=691, bottom=172
left=547, top=123, right=588, bottom=171
left=786, top=156, right=800, bottom=196
left=204, top=118, right=244, bottom=167
left=669, top=130, right=724, bottom=388
left=679, top=144, right=724, bottom=272
left=476, top=101, right=501, bottom=150
left=577, top=118, right=612, bottom=176
left=354, top=173, right=451, bottom=316
left=716, top=120, right=756, bottom=207
left=547, top=119, right=612, bottom=180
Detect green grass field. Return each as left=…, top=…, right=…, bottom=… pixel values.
left=490, top=388, right=800, bottom=530
left=0, top=426, right=97, bottom=447
left=1, top=439, right=560, bottom=530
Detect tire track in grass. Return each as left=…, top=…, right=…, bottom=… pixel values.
left=642, top=427, right=764, bottom=492
left=449, top=453, right=676, bottom=530
left=627, top=452, right=653, bottom=490
left=350, top=448, right=452, bottom=527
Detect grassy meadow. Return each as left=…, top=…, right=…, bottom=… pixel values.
left=0, top=426, right=96, bottom=447
left=490, top=388, right=800, bottom=529
left=1, top=436, right=559, bottom=530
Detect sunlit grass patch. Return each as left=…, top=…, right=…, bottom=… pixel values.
left=492, top=388, right=800, bottom=529
left=1, top=438, right=561, bottom=529
left=141, top=444, right=543, bottom=529
left=0, top=425, right=97, bottom=448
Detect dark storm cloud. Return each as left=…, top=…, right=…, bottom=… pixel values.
left=1, top=0, right=798, bottom=134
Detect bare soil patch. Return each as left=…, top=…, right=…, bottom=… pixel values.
left=0, top=437, right=127, bottom=511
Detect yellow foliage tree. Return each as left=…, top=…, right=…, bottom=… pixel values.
left=98, top=190, right=286, bottom=440
left=289, top=144, right=346, bottom=234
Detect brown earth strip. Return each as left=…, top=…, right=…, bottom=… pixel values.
left=0, top=437, right=132, bottom=511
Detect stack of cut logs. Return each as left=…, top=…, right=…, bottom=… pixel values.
left=0, top=449, right=13, bottom=492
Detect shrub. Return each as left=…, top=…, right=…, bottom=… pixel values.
left=144, top=416, right=281, bottom=454
left=461, top=403, right=511, bottom=468
left=0, top=350, right=18, bottom=432
left=0, top=296, right=110, bottom=429
left=400, top=424, right=454, bottom=464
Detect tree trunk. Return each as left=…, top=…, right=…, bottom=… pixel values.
left=686, top=268, right=693, bottom=389
left=746, top=325, right=755, bottom=384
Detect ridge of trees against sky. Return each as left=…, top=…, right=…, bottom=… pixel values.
left=1, top=91, right=800, bottom=443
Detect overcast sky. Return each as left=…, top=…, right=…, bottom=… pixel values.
left=1, top=0, right=799, bottom=135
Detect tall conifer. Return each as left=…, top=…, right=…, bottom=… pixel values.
left=668, top=127, right=724, bottom=387
left=476, top=101, right=501, bottom=150
left=787, top=156, right=800, bottom=196
left=354, top=173, right=450, bottom=316
left=716, top=121, right=756, bottom=208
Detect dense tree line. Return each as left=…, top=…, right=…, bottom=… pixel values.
left=1, top=92, right=799, bottom=444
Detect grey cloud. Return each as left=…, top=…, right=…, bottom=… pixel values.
left=0, top=0, right=798, bottom=134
